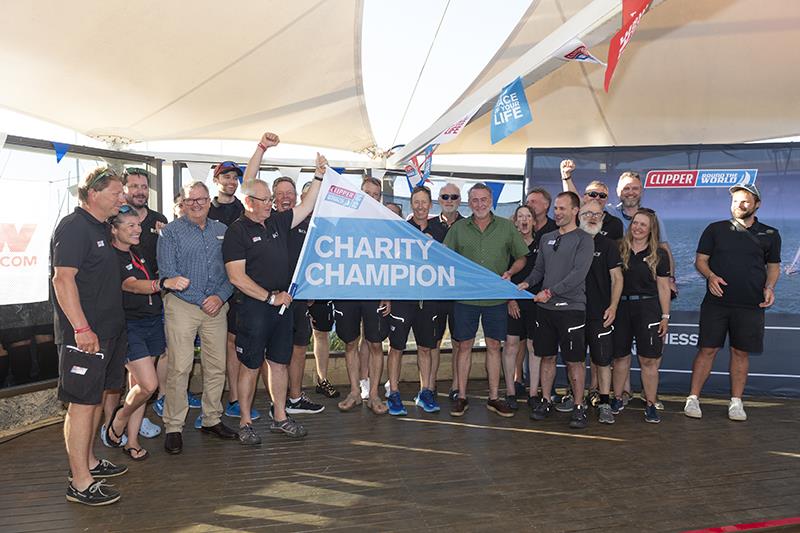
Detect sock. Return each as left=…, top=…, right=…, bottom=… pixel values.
left=289, top=397, right=301, bottom=404
left=600, top=394, right=610, bottom=405
left=228, top=400, right=239, bottom=406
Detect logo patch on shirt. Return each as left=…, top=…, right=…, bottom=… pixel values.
left=593, top=251, right=601, bottom=257
left=96, top=240, right=105, bottom=247
left=70, top=365, right=88, bottom=375
left=298, top=228, right=307, bottom=234
left=126, top=264, right=133, bottom=270
left=272, top=232, right=279, bottom=239
left=547, top=239, right=556, bottom=245
left=216, top=235, right=224, bottom=240
left=252, top=236, right=262, bottom=242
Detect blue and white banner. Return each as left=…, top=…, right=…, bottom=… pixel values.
left=491, top=76, right=533, bottom=144
left=290, top=168, right=530, bottom=301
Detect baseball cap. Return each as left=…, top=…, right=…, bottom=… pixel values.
left=729, top=182, right=760, bottom=200
left=214, top=161, right=243, bottom=178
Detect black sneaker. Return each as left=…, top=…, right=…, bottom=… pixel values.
left=66, top=480, right=120, bottom=506
left=315, top=379, right=340, bottom=399
left=514, top=381, right=527, bottom=398
left=569, top=404, right=588, bottom=429
left=505, top=395, right=519, bottom=411
left=286, top=393, right=325, bottom=414
left=69, top=459, right=128, bottom=481
left=531, top=399, right=552, bottom=421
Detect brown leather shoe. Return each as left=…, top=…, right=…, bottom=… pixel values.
left=199, top=422, right=239, bottom=440
left=486, top=398, right=515, bottom=418
left=164, top=432, right=183, bottom=454
left=450, top=397, right=469, bottom=417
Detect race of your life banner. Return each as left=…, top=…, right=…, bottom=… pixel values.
left=290, top=168, right=531, bottom=301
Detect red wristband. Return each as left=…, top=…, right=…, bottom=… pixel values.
left=74, top=325, right=91, bottom=334
left=257, top=142, right=267, bottom=151
left=151, top=280, right=159, bottom=293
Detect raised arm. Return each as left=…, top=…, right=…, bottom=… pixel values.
left=291, top=153, right=326, bottom=228
left=242, top=132, right=281, bottom=184
left=560, top=159, right=579, bottom=194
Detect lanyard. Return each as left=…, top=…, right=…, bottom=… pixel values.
left=129, top=251, right=153, bottom=305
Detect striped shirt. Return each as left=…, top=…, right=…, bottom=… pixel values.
left=157, top=216, right=234, bottom=307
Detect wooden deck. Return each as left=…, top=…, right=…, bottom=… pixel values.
left=1, top=382, right=799, bottom=532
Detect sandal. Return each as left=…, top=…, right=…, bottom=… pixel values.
left=122, top=446, right=149, bottom=462
left=337, top=393, right=363, bottom=412
left=105, top=404, right=126, bottom=448
left=367, top=398, right=388, bottom=415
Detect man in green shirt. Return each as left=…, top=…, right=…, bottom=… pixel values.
left=443, top=183, right=529, bottom=417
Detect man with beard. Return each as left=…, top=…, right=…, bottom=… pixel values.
left=559, top=159, right=623, bottom=240
left=518, top=192, right=594, bottom=429
left=684, top=183, right=780, bottom=422
left=578, top=201, right=623, bottom=424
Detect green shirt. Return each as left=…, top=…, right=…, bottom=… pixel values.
left=444, top=212, right=529, bottom=306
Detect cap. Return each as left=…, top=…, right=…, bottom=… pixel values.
left=729, top=182, right=760, bottom=200
left=214, top=161, right=243, bottom=178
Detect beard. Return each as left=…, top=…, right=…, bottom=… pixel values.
left=127, top=194, right=147, bottom=208
left=580, top=220, right=602, bottom=236
left=621, top=196, right=639, bottom=209
left=732, top=206, right=757, bottom=220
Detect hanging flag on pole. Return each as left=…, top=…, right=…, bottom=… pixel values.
left=52, top=142, right=71, bottom=163
left=485, top=182, right=505, bottom=209
left=556, top=38, right=606, bottom=66
left=289, top=168, right=531, bottom=301
left=490, top=76, right=533, bottom=144
left=604, top=0, right=652, bottom=92
left=403, top=144, right=437, bottom=193
left=432, top=107, right=480, bottom=145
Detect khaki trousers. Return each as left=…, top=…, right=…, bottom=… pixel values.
left=162, top=293, right=228, bottom=433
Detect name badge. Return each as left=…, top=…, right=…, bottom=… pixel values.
left=252, top=236, right=262, bottom=242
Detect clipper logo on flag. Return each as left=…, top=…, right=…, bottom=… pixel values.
left=644, top=169, right=758, bottom=188
left=491, top=76, right=533, bottom=144
left=557, top=39, right=606, bottom=66
left=289, top=168, right=531, bottom=301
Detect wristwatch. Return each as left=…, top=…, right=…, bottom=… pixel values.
left=268, top=292, right=276, bottom=305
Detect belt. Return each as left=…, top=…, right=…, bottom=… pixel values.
left=620, top=294, right=656, bottom=301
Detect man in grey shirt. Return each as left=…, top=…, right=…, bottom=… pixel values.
left=518, top=191, right=593, bottom=429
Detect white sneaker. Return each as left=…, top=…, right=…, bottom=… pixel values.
left=728, top=397, right=747, bottom=421
left=684, top=395, right=702, bottom=418
left=384, top=380, right=391, bottom=399
left=359, top=378, right=370, bottom=400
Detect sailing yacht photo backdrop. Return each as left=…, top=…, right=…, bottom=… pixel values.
left=527, top=143, right=800, bottom=396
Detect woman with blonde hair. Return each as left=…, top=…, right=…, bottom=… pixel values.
left=612, top=209, right=671, bottom=423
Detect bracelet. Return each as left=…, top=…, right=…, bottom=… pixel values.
left=151, top=280, right=158, bottom=293
left=661, top=314, right=670, bottom=319
left=257, top=142, right=267, bottom=151
left=74, top=325, right=91, bottom=334
left=314, top=175, right=323, bottom=182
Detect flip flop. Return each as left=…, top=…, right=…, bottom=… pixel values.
left=367, top=398, right=388, bottom=415
left=123, top=446, right=149, bottom=461
left=105, top=404, right=126, bottom=448
left=337, top=393, right=362, bottom=412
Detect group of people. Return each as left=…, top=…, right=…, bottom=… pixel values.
left=50, top=132, right=781, bottom=506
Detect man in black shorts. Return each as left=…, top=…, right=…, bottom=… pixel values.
left=335, top=177, right=392, bottom=414
left=51, top=167, right=128, bottom=505
left=519, top=191, right=594, bottom=429
left=684, top=183, right=781, bottom=422
left=223, top=166, right=323, bottom=444
left=578, top=201, right=622, bottom=424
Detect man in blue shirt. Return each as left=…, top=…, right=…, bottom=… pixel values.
left=158, top=181, right=237, bottom=454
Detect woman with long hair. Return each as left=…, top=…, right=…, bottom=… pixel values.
left=612, top=209, right=671, bottom=423
left=503, top=205, right=539, bottom=410
left=105, top=206, right=189, bottom=458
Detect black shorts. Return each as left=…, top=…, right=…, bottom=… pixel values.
left=226, top=298, right=238, bottom=335
left=57, top=331, right=127, bottom=405
left=586, top=319, right=613, bottom=367
left=292, top=300, right=312, bottom=347
left=534, top=308, right=586, bottom=363
left=507, top=299, right=537, bottom=340
left=434, top=301, right=457, bottom=344
left=235, top=295, right=293, bottom=368
left=699, top=300, right=765, bottom=353
left=0, top=326, right=35, bottom=346
left=613, top=299, right=663, bottom=359
left=388, top=301, right=440, bottom=350
left=308, top=301, right=334, bottom=332
left=333, top=300, right=389, bottom=344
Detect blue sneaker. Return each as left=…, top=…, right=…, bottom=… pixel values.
left=187, top=391, right=202, bottom=409
left=153, top=396, right=164, bottom=418
left=644, top=404, right=661, bottom=424
left=225, top=401, right=261, bottom=420
left=387, top=391, right=407, bottom=416
left=610, top=397, right=624, bottom=415
left=415, top=388, right=440, bottom=413
left=194, top=414, right=203, bottom=429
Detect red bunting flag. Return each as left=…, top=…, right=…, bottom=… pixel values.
left=604, top=0, right=652, bottom=92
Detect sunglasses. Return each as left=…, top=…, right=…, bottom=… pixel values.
left=86, top=168, right=118, bottom=189
left=123, top=167, right=149, bottom=178
left=553, top=234, right=562, bottom=252
left=118, top=204, right=135, bottom=214
left=637, top=207, right=656, bottom=214
left=585, top=191, right=608, bottom=199
left=215, top=161, right=241, bottom=176
left=440, top=194, right=460, bottom=201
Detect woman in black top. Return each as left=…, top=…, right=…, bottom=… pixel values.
left=612, top=209, right=671, bottom=424
left=504, top=205, right=538, bottom=409
left=105, top=206, right=189, bottom=459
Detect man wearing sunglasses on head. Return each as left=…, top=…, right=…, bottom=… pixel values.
left=560, top=159, right=623, bottom=241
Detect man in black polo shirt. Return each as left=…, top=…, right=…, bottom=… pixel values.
left=223, top=159, right=323, bottom=445
left=578, top=201, right=623, bottom=424
left=386, top=186, right=448, bottom=416
left=51, top=167, right=128, bottom=506
left=560, top=159, right=624, bottom=240
left=684, top=183, right=781, bottom=422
